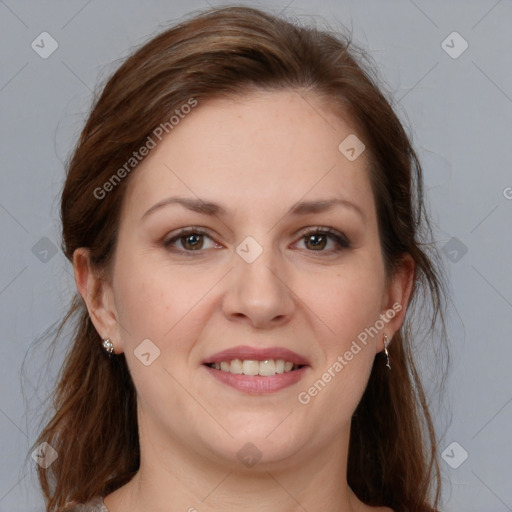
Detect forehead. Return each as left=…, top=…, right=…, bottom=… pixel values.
left=121, top=89, right=374, bottom=222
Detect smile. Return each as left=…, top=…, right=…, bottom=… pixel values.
left=202, top=346, right=310, bottom=394
left=206, top=359, right=303, bottom=376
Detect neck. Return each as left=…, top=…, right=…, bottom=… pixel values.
left=106, top=414, right=362, bottom=512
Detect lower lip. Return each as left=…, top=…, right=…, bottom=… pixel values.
left=203, top=365, right=308, bottom=394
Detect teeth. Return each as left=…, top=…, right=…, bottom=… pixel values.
left=210, top=358, right=300, bottom=376
left=230, top=359, right=243, bottom=374
left=259, top=359, right=276, bottom=376
left=242, top=360, right=259, bottom=375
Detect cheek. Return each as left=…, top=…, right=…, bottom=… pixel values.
left=294, top=258, right=385, bottom=426
left=112, top=252, right=189, bottom=347
left=297, top=285, right=379, bottom=432
left=301, top=262, right=386, bottom=348
left=113, top=251, right=221, bottom=361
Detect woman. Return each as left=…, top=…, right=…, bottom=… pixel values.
left=31, top=5, right=446, bottom=511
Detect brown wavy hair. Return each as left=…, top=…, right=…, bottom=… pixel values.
left=26, top=5, right=447, bottom=511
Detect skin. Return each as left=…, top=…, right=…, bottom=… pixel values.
left=74, top=89, right=413, bottom=512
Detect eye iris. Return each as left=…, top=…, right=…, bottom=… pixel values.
left=306, top=234, right=326, bottom=250
left=183, top=233, right=203, bottom=250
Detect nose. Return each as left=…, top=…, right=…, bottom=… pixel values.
left=221, top=242, right=296, bottom=330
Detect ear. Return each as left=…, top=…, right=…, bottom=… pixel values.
left=376, top=253, right=415, bottom=353
left=72, top=247, right=123, bottom=354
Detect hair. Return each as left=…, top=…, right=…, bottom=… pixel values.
left=28, top=5, right=447, bottom=511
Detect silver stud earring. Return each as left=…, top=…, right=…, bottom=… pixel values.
left=102, top=338, right=114, bottom=359
left=383, top=334, right=391, bottom=371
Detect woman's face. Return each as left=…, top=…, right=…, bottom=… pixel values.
left=92, top=90, right=408, bottom=470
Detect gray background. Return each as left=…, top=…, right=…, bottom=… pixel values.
left=1, top=0, right=511, bottom=510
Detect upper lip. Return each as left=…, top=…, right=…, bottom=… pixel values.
left=202, top=345, right=310, bottom=366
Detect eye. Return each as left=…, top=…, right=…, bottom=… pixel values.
left=295, top=227, right=350, bottom=253
left=163, top=228, right=221, bottom=254
left=162, top=226, right=350, bottom=256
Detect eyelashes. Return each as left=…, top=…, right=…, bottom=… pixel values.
left=163, top=226, right=351, bottom=257
left=163, top=227, right=219, bottom=253
left=297, top=227, right=350, bottom=251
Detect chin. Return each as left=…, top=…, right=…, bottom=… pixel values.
left=205, top=424, right=307, bottom=468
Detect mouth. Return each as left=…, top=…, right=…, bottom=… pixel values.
left=202, top=346, right=310, bottom=394
left=205, top=359, right=305, bottom=376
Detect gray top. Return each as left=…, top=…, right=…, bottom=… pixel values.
left=64, top=496, right=110, bottom=511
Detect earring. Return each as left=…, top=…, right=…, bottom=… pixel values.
left=102, top=338, right=114, bottom=359
left=383, top=334, right=391, bottom=371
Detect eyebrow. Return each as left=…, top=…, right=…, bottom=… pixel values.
left=141, top=196, right=366, bottom=222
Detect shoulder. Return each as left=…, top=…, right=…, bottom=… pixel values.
left=63, top=496, right=110, bottom=512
